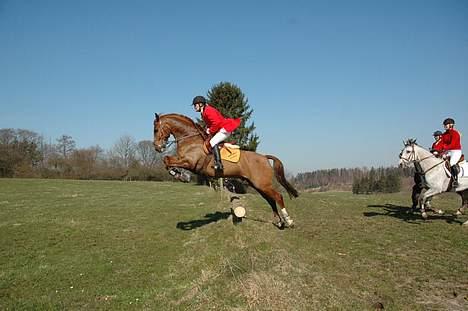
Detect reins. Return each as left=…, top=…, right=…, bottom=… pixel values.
left=402, top=144, right=445, bottom=175
left=165, top=132, right=203, bottom=148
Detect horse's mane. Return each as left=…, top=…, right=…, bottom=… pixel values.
left=404, top=138, right=434, bottom=156
left=163, top=113, right=207, bottom=139
left=404, top=138, right=417, bottom=146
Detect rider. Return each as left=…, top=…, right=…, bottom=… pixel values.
left=430, top=130, right=444, bottom=156
left=192, top=95, right=241, bottom=171
left=441, top=118, right=462, bottom=188
left=411, top=130, right=445, bottom=209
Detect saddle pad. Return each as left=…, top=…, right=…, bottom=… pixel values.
left=220, top=146, right=241, bottom=163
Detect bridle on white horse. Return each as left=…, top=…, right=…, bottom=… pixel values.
left=400, top=144, right=445, bottom=175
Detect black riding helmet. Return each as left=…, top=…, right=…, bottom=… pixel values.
left=443, top=118, right=455, bottom=125
left=192, top=96, right=207, bottom=106
left=433, top=130, right=443, bottom=136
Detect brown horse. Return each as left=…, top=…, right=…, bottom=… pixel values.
left=153, top=113, right=299, bottom=228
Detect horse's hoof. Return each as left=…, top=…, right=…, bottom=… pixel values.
left=436, top=209, right=444, bottom=215
left=284, top=219, right=294, bottom=228
left=456, top=210, right=463, bottom=216
left=273, top=221, right=285, bottom=230
left=422, top=212, right=428, bottom=219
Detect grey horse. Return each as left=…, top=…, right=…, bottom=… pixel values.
left=399, top=139, right=468, bottom=220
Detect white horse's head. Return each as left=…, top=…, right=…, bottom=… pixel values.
left=398, top=138, right=418, bottom=167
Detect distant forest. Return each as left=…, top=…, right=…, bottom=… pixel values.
left=0, top=128, right=172, bottom=181
left=293, top=166, right=414, bottom=193
left=1, top=128, right=415, bottom=193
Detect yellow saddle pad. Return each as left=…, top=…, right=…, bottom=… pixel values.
left=220, top=144, right=241, bottom=163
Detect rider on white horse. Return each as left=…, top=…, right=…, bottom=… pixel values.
left=441, top=118, right=463, bottom=188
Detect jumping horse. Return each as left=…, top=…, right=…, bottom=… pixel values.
left=153, top=113, right=299, bottom=228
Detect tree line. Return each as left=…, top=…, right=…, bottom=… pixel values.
left=293, top=166, right=414, bottom=193
left=0, top=128, right=172, bottom=181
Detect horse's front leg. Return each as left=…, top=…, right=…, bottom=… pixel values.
left=456, top=202, right=467, bottom=216
left=456, top=191, right=468, bottom=216
left=163, top=156, right=194, bottom=181
left=420, top=188, right=442, bottom=219
left=163, top=155, right=192, bottom=170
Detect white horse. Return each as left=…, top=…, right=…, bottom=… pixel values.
left=399, top=139, right=468, bottom=220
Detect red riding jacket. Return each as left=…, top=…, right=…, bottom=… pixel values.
left=441, top=128, right=462, bottom=150
left=431, top=139, right=444, bottom=153
left=202, top=104, right=241, bottom=134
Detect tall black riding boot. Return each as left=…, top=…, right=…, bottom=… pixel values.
left=451, top=165, right=459, bottom=188
left=212, top=144, right=224, bottom=171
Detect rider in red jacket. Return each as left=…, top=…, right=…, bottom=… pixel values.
left=441, top=118, right=462, bottom=187
left=430, top=131, right=444, bottom=156
left=192, top=96, right=241, bottom=171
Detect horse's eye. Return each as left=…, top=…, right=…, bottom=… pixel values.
left=406, top=150, right=410, bottom=153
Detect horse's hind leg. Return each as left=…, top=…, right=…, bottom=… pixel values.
left=260, top=187, right=294, bottom=228
left=256, top=190, right=283, bottom=228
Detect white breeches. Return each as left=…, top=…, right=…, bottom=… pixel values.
left=447, top=150, right=462, bottom=166
left=210, top=128, right=231, bottom=147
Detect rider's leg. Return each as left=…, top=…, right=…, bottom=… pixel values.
left=212, top=144, right=223, bottom=171
left=448, top=150, right=462, bottom=187
left=451, top=165, right=459, bottom=187
left=209, top=129, right=231, bottom=171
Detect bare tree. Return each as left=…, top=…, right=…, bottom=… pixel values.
left=136, top=140, right=160, bottom=168
left=56, top=135, right=76, bottom=158
left=111, top=135, right=136, bottom=169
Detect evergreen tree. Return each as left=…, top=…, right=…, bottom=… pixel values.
left=205, top=82, right=260, bottom=151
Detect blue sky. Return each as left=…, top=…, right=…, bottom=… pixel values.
left=1, top=0, right=467, bottom=173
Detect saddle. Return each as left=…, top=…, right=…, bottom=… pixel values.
left=444, top=154, right=465, bottom=171
left=203, top=142, right=241, bottom=163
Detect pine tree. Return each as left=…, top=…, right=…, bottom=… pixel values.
left=205, top=82, right=260, bottom=151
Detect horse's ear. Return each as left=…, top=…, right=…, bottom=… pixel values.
left=155, top=113, right=160, bottom=122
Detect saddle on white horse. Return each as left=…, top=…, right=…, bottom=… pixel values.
left=443, top=155, right=467, bottom=178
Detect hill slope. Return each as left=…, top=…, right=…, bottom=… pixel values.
left=0, top=179, right=467, bottom=310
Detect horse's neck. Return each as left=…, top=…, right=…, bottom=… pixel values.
left=167, top=117, right=203, bottom=142
left=414, top=145, right=442, bottom=170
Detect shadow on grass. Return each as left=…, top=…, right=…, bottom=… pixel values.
left=176, top=211, right=231, bottom=230
left=176, top=211, right=272, bottom=230
left=364, top=204, right=463, bottom=225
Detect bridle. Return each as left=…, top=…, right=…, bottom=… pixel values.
left=154, top=119, right=204, bottom=151
left=164, top=132, right=203, bottom=148
left=400, top=144, right=445, bottom=175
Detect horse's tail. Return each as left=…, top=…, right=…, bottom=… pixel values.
left=266, top=155, right=299, bottom=199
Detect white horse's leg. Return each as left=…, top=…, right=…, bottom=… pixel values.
left=420, top=188, right=442, bottom=219
left=456, top=204, right=467, bottom=216
left=424, top=197, right=445, bottom=215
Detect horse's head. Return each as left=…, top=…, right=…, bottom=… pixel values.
left=153, top=113, right=171, bottom=152
left=398, top=138, right=417, bottom=167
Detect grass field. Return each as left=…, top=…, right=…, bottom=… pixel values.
left=1, top=179, right=467, bottom=310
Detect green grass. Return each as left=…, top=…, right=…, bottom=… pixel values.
left=0, top=179, right=467, bottom=310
